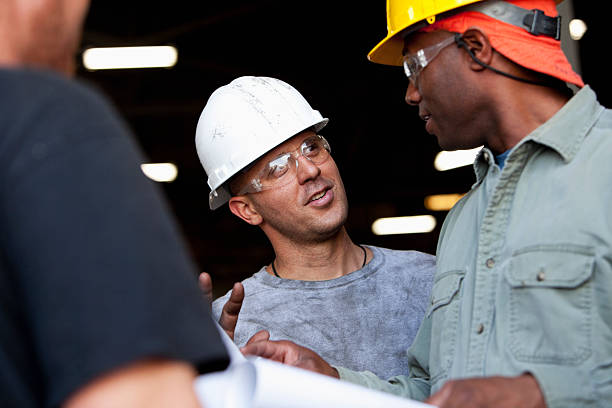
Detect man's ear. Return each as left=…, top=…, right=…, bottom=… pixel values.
left=228, top=196, right=263, bottom=226
left=459, top=28, right=494, bottom=71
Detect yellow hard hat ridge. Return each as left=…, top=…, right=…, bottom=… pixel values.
left=368, top=0, right=566, bottom=67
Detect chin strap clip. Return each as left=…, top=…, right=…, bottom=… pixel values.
left=465, top=1, right=561, bottom=41
left=523, top=8, right=561, bottom=40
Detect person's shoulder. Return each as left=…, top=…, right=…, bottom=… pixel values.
left=1, top=68, right=107, bottom=107
left=372, top=245, right=436, bottom=265
left=0, top=67, right=66, bottom=92
left=211, top=269, right=268, bottom=311
left=1, top=68, right=122, bottom=131
left=0, top=68, right=135, bottom=167
left=369, top=245, right=436, bottom=283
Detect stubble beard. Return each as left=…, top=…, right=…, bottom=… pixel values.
left=259, top=198, right=349, bottom=245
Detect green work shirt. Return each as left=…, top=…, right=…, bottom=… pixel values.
left=337, top=85, right=612, bottom=407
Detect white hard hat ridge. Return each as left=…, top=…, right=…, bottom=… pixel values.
left=195, top=76, right=328, bottom=210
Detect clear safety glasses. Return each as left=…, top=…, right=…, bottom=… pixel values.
left=237, top=134, right=332, bottom=195
left=403, top=34, right=457, bottom=84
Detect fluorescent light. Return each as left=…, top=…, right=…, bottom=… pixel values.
left=569, top=19, right=588, bottom=40
left=434, top=146, right=482, bottom=171
left=424, top=194, right=465, bottom=211
left=82, top=46, right=178, bottom=70
left=371, top=215, right=436, bottom=235
left=140, top=163, right=178, bottom=182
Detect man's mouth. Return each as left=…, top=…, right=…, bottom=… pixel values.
left=308, top=188, right=329, bottom=203
left=305, top=184, right=335, bottom=207
left=420, top=112, right=434, bottom=134
left=304, top=178, right=335, bottom=206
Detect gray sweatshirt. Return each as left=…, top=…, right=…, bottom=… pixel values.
left=213, top=245, right=435, bottom=379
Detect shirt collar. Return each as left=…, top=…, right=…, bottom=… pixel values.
left=472, top=85, right=604, bottom=184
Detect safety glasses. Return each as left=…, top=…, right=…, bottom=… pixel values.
left=237, top=134, right=331, bottom=195
left=403, top=34, right=457, bottom=84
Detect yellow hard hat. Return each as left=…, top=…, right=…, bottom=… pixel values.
left=368, top=0, right=565, bottom=66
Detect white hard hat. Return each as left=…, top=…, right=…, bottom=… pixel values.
left=195, top=76, right=328, bottom=210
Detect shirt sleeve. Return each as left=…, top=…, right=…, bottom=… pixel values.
left=0, top=76, right=228, bottom=406
left=335, top=313, right=433, bottom=401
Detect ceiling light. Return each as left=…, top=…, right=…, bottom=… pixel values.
left=434, top=146, right=482, bottom=171
left=82, top=46, right=178, bottom=70
left=424, top=194, right=465, bottom=211
left=569, top=19, right=588, bottom=41
left=140, top=163, right=178, bottom=183
left=371, top=215, right=436, bottom=235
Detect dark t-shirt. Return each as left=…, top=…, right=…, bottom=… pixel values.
left=0, top=68, right=228, bottom=407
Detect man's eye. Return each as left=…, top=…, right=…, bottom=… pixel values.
left=265, top=156, right=290, bottom=179
left=303, top=142, right=321, bottom=157
left=269, top=164, right=288, bottom=178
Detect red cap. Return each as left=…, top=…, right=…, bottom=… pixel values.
left=420, top=0, right=584, bottom=87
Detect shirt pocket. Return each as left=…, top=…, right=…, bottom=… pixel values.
left=426, top=268, right=465, bottom=384
left=504, top=244, right=594, bottom=365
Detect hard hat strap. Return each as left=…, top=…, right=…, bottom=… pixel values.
left=453, top=34, right=560, bottom=87
left=463, top=1, right=561, bottom=40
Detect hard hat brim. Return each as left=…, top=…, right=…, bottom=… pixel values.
left=207, top=116, right=329, bottom=210
left=367, top=33, right=406, bottom=66
left=209, top=185, right=232, bottom=210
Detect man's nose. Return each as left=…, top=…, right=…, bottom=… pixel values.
left=295, top=155, right=321, bottom=184
left=405, top=80, right=422, bottom=106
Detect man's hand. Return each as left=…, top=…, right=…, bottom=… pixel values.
left=198, top=272, right=244, bottom=341
left=425, top=373, right=546, bottom=408
left=240, top=330, right=339, bottom=378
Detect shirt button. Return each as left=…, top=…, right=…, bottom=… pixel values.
left=486, top=258, right=495, bottom=268
left=483, top=152, right=490, bottom=162
left=476, top=324, right=485, bottom=334
left=537, top=270, right=546, bottom=281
